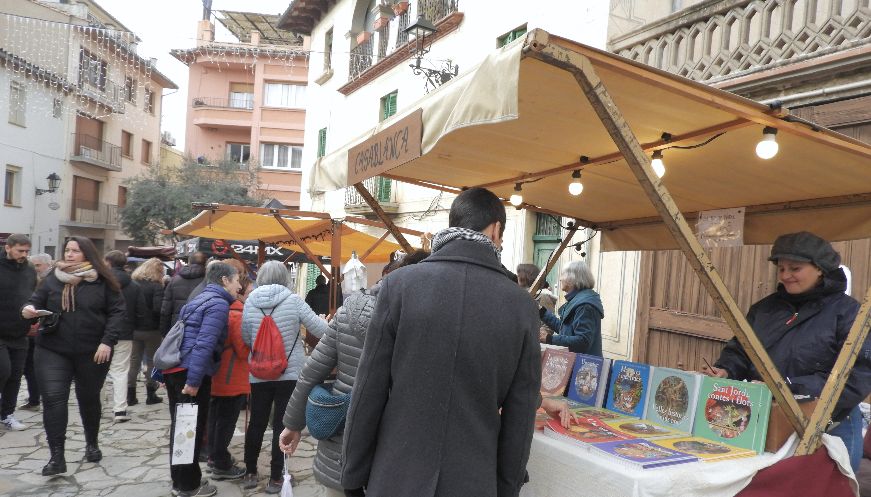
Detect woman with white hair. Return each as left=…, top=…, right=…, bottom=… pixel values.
left=539, top=260, right=604, bottom=356
left=240, top=261, right=329, bottom=494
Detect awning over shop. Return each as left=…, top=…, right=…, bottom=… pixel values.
left=173, top=209, right=408, bottom=263
left=311, top=31, right=871, bottom=252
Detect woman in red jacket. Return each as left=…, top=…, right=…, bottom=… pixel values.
left=207, top=258, right=252, bottom=480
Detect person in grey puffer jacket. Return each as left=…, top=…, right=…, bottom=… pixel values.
left=240, top=261, right=329, bottom=494
left=278, top=251, right=430, bottom=497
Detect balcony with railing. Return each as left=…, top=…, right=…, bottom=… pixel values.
left=342, top=0, right=462, bottom=93
left=70, top=133, right=122, bottom=171
left=609, top=0, right=871, bottom=85
left=345, top=176, right=399, bottom=214
left=77, top=70, right=125, bottom=113
left=69, top=202, right=120, bottom=226
left=190, top=95, right=255, bottom=129
left=191, top=96, right=255, bottom=110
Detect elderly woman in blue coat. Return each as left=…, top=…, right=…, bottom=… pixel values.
left=539, top=260, right=604, bottom=357
left=704, top=231, right=871, bottom=472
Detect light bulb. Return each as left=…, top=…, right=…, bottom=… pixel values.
left=651, top=150, right=665, bottom=178
left=568, top=170, right=583, bottom=196
left=755, top=127, right=779, bottom=159
left=510, top=183, right=523, bottom=207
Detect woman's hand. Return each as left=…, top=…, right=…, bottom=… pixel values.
left=182, top=384, right=199, bottom=397
left=541, top=397, right=576, bottom=429
left=278, top=428, right=302, bottom=455
left=701, top=364, right=728, bottom=378
left=94, top=344, right=112, bottom=364
left=21, top=305, right=38, bottom=319
left=538, top=328, right=550, bottom=343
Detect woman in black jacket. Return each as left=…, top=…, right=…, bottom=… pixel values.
left=704, top=231, right=871, bottom=472
left=129, top=257, right=166, bottom=406
left=22, top=236, right=125, bottom=476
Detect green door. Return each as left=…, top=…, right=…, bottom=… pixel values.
left=533, top=213, right=561, bottom=289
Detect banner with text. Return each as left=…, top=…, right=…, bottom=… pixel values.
left=347, top=108, right=422, bottom=186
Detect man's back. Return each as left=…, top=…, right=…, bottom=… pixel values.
left=342, top=240, right=541, bottom=497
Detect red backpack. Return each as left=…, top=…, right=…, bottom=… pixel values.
left=249, top=308, right=298, bottom=380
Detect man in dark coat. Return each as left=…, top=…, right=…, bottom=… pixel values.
left=305, top=274, right=343, bottom=316
left=0, top=234, right=37, bottom=430
left=160, top=252, right=207, bottom=334
left=342, top=188, right=541, bottom=497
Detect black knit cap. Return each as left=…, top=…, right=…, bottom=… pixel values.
left=768, top=231, right=841, bottom=273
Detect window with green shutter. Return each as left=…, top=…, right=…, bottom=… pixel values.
left=376, top=176, right=392, bottom=202
left=498, top=25, right=527, bottom=47
left=305, top=263, right=320, bottom=292
left=317, top=127, right=327, bottom=158
left=380, top=90, right=398, bottom=121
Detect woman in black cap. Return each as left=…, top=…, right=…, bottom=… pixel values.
left=703, top=231, right=871, bottom=471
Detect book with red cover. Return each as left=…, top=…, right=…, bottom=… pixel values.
left=543, top=416, right=636, bottom=447
left=540, top=348, right=576, bottom=397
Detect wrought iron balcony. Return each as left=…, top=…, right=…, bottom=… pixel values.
left=70, top=202, right=119, bottom=226
left=191, top=96, right=255, bottom=110
left=70, top=133, right=122, bottom=171
left=345, top=176, right=399, bottom=214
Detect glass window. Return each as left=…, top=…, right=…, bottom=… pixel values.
left=8, top=81, right=25, bottom=127
left=498, top=25, right=528, bottom=47
left=141, top=139, right=152, bottom=164
left=79, top=49, right=106, bottom=90
left=324, top=28, right=333, bottom=70
left=122, top=131, right=133, bottom=157
left=144, top=88, right=154, bottom=114
left=260, top=143, right=302, bottom=169
left=125, top=77, right=136, bottom=103
left=4, top=167, right=21, bottom=206
left=227, top=143, right=251, bottom=164
left=380, top=90, right=397, bottom=121
left=264, top=83, right=307, bottom=108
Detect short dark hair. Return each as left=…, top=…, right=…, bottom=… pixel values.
left=397, top=250, right=430, bottom=268
left=205, top=261, right=238, bottom=286
left=315, top=274, right=326, bottom=286
left=104, top=250, right=127, bottom=268
left=448, top=188, right=506, bottom=235
left=190, top=251, right=207, bottom=266
left=516, top=263, right=540, bottom=288
left=6, top=234, right=31, bottom=247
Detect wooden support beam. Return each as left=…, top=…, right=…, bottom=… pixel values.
left=343, top=215, right=424, bottom=237
left=273, top=215, right=330, bottom=279
left=329, top=220, right=342, bottom=316
left=257, top=240, right=266, bottom=267
left=795, top=285, right=871, bottom=454
left=353, top=182, right=415, bottom=253
left=523, top=29, right=808, bottom=435
left=529, top=220, right=581, bottom=296
left=360, top=231, right=390, bottom=262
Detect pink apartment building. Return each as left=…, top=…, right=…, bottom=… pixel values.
left=171, top=13, right=308, bottom=208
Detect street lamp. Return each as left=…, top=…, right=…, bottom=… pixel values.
left=404, top=14, right=458, bottom=90
left=35, top=173, right=61, bottom=195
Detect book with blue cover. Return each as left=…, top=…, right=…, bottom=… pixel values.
left=644, top=367, right=703, bottom=433
left=567, top=354, right=612, bottom=407
left=590, top=439, right=699, bottom=469
left=605, top=360, right=654, bottom=418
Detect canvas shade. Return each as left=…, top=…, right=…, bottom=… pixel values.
left=311, top=30, right=871, bottom=251
left=173, top=210, right=405, bottom=263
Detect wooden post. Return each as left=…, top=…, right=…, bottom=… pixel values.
left=329, top=220, right=342, bottom=316
left=795, top=286, right=871, bottom=454
left=273, top=215, right=330, bottom=279
left=353, top=182, right=415, bottom=254
left=529, top=221, right=581, bottom=296
left=524, top=30, right=808, bottom=435
left=360, top=231, right=390, bottom=262
left=257, top=240, right=266, bottom=267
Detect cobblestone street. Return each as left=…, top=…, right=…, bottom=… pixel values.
left=0, top=381, right=328, bottom=497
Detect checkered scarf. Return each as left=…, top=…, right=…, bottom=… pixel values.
left=430, top=227, right=501, bottom=260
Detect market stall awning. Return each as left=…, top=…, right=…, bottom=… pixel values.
left=172, top=209, right=407, bottom=263
left=311, top=30, right=871, bottom=252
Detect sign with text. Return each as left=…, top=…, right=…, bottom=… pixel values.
left=347, top=108, right=422, bottom=186
left=696, top=207, right=745, bottom=248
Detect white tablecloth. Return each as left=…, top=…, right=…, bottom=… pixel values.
left=520, top=432, right=857, bottom=497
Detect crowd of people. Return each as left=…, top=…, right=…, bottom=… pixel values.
left=0, top=186, right=869, bottom=497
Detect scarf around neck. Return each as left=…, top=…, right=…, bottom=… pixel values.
left=430, top=227, right=502, bottom=260
left=54, top=261, right=99, bottom=312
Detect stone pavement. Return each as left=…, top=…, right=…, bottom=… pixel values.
left=0, top=380, right=332, bottom=497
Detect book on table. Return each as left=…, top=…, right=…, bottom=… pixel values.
left=543, top=416, right=636, bottom=448
left=605, top=360, right=655, bottom=418
left=540, top=348, right=576, bottom=397
left=566, top=353, right=612, bottom=407
left=590, top=439, right=699, bottom=469
left=656, top=436, right=756, bottom=462
left=603, top=419, right=689, bottom=440
left=644, top=367, right=703, bottom=433
left=569, top=404, right=638, bottom=421
left=692, top=376, right=772, bottom=454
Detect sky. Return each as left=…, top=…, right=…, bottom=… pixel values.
left=95, top=0, right=294, bottom=151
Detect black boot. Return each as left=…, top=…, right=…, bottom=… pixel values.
left=84, top=443, right=102, bottom=463
left=127, top=386, right=139, bottom=406
left=42, top=443, right=66, bottom=476
left=145, top=385, right=162, bottom=405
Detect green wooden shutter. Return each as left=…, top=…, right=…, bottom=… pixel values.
left=317, top=127, right=327, bottom=158
left=387, top=92, right=397, bottom=117
left=305, top=263, right=320, bottom=292
left=376, top=176, right=392, bottom=202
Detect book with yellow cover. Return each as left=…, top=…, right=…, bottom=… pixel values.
left=655, top=436, right=757, bottom=462
left=603, top=419, right=689, bottom=440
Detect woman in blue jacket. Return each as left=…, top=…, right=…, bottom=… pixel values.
left=705, top=231, right=871, bottom=472
left=163, top=261, right=240, bottom=497
left=540, top=261, right=604, bottom=357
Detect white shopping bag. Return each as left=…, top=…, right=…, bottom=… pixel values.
left=172, top=403, right=198, bottom=465
left=281, top=453, right=294, bottom=497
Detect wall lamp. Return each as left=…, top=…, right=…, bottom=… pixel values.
left=35, top=173, right=61, bottom=195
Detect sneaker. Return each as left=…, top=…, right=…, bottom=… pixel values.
left=210, top=464, right=245, bottom=481
left=264, top=478, right=283, bottom=494
left=19, top=402, right=40, bottom=411
left=113, top=411, right=131, bottom=423
left=1, top=415, right=25, bottom=430
left=173, top=483, right=217, bottom=497
left=240, top=473, right=258, bottom=490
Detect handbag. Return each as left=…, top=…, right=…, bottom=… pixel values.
left=154, top=319, right=186, bottom=370
left=305, top=384, right=351, bottom=440
left=38, top=312, right=61, bottom=335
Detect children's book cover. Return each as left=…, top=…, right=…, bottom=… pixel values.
left=692, top=377, right=773, bottom=454
left=644, top=367, right=703, bottom=433
left=543, top=416, right=636, bottom=447
left=604, top=419, right=689, bottom=440
left=656, top=436, right=756, bottom=462
left=591, top=439, right=699, bottom=469
left=571, top=405, right=637, bottom=421
left=567, top=354, right=612, bottom=407
left=605, top=360, right=654, bottom=418
left=540, top=348, right=576, bottom=397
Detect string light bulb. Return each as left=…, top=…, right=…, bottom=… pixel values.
left=755, top=126, right=779, bottom=159
left=509, top=183, right=523, bottom=207
left=568, top=170, right=583, bottom=196
left=651, top=150, right=666, bottom=178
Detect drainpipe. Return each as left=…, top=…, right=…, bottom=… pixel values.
left=760, top=79, right=871, bottom=106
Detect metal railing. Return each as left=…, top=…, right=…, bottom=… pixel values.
left=71, top=133, right=122, bottom=170
left=395, top=10, right=410, bottom=47
left=417, top=0, right=459, bottom=24
left=377, top=25, right=390, bottom=58
left=191, top=96, right=255, bottom=110
left=72, top=202, right=119, bottom=225
left=349, top=38, right=374, bottom=80
left=345, top=176, right=396, bottom=206
left=78, top=72, right=125, bottom=112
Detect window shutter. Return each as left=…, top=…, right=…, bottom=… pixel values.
left=388, top=92, right=397, bottom=117
left=305, top=263, right=320, bottom=292
left=317, top=128, right=327, bottom=158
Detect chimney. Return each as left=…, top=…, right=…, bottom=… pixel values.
left=250, top=31, right=261, bottom=45
left=196, top=20, right=215, bottom=47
